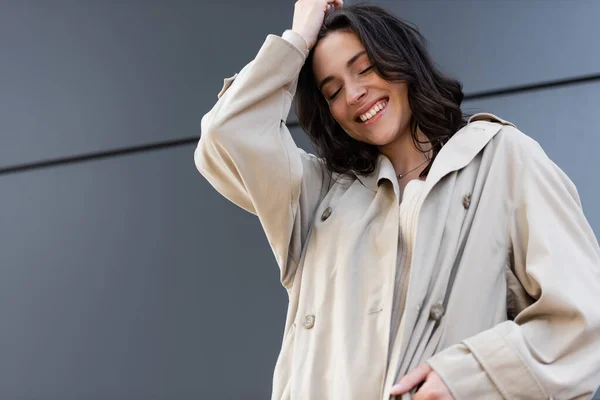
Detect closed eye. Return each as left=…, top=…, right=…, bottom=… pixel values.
left=328, top=88, right=341, bottom=101
left=359, top=66, right=373, bottom=74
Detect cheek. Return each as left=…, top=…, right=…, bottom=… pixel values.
left=328, top=103, right=346, bottom=126
left=392, top=85, right=410, bottom=108
left=327, top=104, right=359, bottom=139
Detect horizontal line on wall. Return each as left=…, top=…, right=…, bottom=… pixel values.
left=464, top=72, right=600, bottom=100
left=1, top=72, right=599, bottom=176
left=0, top=137, right=199, bottom=176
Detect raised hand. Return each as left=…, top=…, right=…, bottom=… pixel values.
left=292, top=0, right=343, bottom=50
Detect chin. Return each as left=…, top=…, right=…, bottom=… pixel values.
left=364, top=130, right=399, bottom=147
left=346, top=124, right=399, bottom=146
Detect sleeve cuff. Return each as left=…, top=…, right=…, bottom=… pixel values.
left=282, top=30, right=309, bottom=58
left=427, top=324, right=549, bottom=399
left=427, top=343, right=503, bottom=400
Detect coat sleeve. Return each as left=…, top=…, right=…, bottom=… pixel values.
left=194, top=32, right=329, bottom=288
left=427, top=133, right=600, bottom=399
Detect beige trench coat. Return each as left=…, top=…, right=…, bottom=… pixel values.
left=195, top=32, right=600, bottom=399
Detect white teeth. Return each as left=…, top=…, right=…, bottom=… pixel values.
left=359, top=101, right=387, bottom=122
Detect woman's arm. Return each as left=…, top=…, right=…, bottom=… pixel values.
left=194, top=30, right=326, bottom=288
left=426, top=131, right=600, bottom=399
left=196, top=1, right=343, bottom=288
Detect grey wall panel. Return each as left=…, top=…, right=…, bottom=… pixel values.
left=372, top=0, right=600, bottom=94
left=0, top=144, right=289, bottom=399
left=463, top=81, right=600, bottom=234
left=0, top=1, right=294, bottom=169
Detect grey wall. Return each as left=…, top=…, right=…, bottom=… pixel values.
left=0, top=1, right=598, bottom=399
left=0, top=0, right=294, bottom=169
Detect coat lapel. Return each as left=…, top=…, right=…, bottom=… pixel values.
left=423, top=114, right=512, bottom=196
left=362, top=152, right=401, bottom=196
left=360, top=113, right=513, bottom=198
left=381, top=113, right=512, bottom=391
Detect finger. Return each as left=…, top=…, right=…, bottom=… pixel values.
left=413, top=378, right=434, bottom=400
left=390, top=363, right=432, bottom=395
left=426, top=372, right=454, bottom=400
left=414, top=373, right=454, bottom=400
left=324, top=0, right=343, bottom=9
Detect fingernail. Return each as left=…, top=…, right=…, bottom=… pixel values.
left=390, top=383, right=405, bottom=393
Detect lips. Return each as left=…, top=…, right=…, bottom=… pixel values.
left=355, top=97, right=389, bottom=123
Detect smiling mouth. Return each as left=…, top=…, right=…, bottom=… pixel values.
left=356, top=98, right=389, bottom=123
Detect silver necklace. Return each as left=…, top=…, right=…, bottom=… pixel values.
left=396, top=157, right=429, bottom=180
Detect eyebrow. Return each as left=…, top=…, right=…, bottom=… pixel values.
left=318, top=50, right=368, bottom=91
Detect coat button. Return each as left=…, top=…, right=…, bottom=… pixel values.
left=462, top=192, right=472, bottom=209
left=321, top=207, right=332, bottom=221
left=303, top=314, right=315, bottom=329
left=429, top=302, right=445, bottom=321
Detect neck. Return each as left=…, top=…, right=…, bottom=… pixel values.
left=379, top=127, right=432, bottom=180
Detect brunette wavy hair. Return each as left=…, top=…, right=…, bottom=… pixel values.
left=295, top=4, right=468, bottom=178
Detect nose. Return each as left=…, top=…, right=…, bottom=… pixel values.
left=346, top=82, right=367, bottom=105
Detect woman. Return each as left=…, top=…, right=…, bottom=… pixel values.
left=195, top=1, right=600, bottom=399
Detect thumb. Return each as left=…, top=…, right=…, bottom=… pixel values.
left=390, top=363, right=432, bottom=395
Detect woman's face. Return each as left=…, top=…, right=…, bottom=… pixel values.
left=312, top=30, right=412, bottom=148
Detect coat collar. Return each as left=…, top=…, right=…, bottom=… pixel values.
left=360, top=113, right=516, bottom=195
